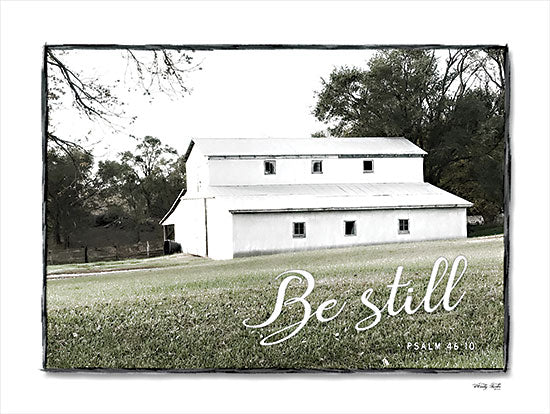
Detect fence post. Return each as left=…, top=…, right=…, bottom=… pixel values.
left=146, top=241, right=150, bottom=257
left=84, top=246, right=88, bottom=263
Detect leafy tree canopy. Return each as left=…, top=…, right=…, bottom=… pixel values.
left=96, top=136, right=185, bottom=241
left=47, top=135, right=185, bottom=247
left=47, top=147, right=96, bottom=246
left=313, top=49, right=505, bottom=222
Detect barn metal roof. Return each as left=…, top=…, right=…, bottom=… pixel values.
left=184, top=137, right=427, bottom=160
left=205, top=182, right=472, bottom=212
left=160, top=182, right=471, bottom=223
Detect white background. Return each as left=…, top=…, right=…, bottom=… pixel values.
left=1, top=1, right=549, bottom=413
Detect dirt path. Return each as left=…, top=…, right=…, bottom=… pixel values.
left=47, top=253, right=200, bottom=280
left=46, top=267, right=162, bottom=280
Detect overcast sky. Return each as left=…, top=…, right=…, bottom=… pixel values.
left=50, top=48, right=377, bottom=160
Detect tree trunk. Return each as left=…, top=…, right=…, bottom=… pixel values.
left=54, top=213, right=62, bottom=245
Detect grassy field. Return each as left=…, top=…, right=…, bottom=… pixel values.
left=46, top=236, right=506, bottom=371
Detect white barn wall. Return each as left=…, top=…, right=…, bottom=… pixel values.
left=169, top=198, right=207, bottom=257
left=232, top=207, right=467, bottom=257
left=208, top=157, right=424, bottom=186
left=163, top=197, right=234, bottom=259
left=205, top=198, right=234, bottom=260
left=185, top=149, right=209, bottom=196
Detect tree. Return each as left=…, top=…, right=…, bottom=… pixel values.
left=47, top=148, right=96, bottom=246
left=313, top=48, right=505, bottom=222
left=46, top=48, right=200, bottom=154
left=96, top=136, right=185, bottom=242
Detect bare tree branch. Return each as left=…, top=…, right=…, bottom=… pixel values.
left=46, top=47, right=200, bottom=152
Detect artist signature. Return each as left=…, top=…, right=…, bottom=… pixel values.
left=473, top=382, right=501, bottom=391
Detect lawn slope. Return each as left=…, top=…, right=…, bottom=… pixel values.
left=46, top=236, right=505, bottom=370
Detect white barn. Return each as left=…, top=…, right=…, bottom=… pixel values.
left=160, top=138, right=472, bottom=260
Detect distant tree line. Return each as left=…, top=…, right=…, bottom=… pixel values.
left=47, top=136, right=185, bottom=248
left=313, top=48, right=506, bottom=223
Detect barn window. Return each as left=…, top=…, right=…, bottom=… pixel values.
left=398, top=219, right=409, bottom=234
left=293, top=222, right=306, bottom=238
left=264, top=160, right=276, bottom=175
left=163, top=224, right=175, bottom=240
left=311, top=160, right=323, bottom=174
left=363, top=159, right=374, bottom=173
left=344, top=220, right=356, bottom=236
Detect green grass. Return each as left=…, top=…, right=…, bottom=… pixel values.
left=46, top=236, right=505, bottom=371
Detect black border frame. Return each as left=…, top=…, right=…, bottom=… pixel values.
left=42, top=43, right=510, bottom=374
